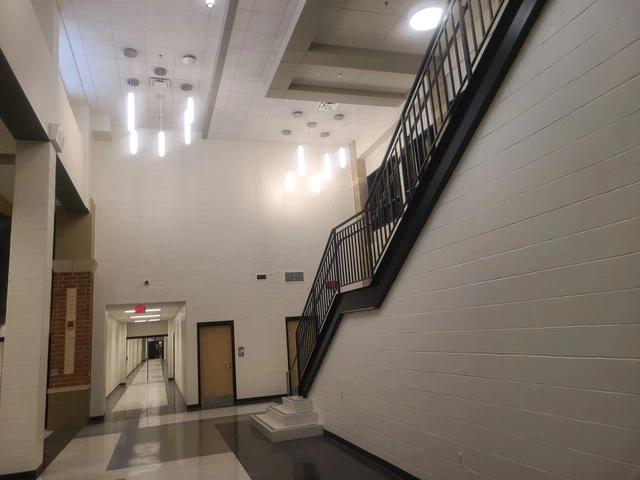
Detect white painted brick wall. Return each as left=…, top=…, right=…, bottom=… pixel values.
left=90, top=136, right=354, bottom=413
left=310, top=1, right=640, bottom=479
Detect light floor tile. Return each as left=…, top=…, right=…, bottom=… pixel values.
left=137, top=402, right=275, bottom=428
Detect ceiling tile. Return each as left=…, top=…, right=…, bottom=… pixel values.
left=233, top=65, right=262, bottom=81
left=205, top=35, right=219, bottom=52
left=230, top=79, right=257, bottom=94
left=233, top=9, right=251, bottom=30
left=243, top=32, right=276, bottom=52
left=72, top=0, right=110, bottom=21
left=78, top=20, right=114, bottom=40
left=69, top=37, right=86, bottom=55
left=237, top=50, right=268, bottom=68
left=247, top=12, right=281, bottom=35
left=87, top=55, right=119, bottom=72
left=117, top=58, right=146, bottom=75
left=59, top=0, right=76, bottom=18
left=177, top=13, right=210, bottom=35
left=83, top=38, right=117, bottom=57
left=253, top=0, right=289, bottom=15
left=92, top=70, right=122, bottom=86
left=112, top=23, right=146, bottom=44
left=221, top=63, right=237, bottom=79
left=229, top=29, right=247, bottom=49
left=61, top=18, right=82, bottom=37
left=95, top=85, right=122, bottom=98
left=74, top=54, right=90, bottom=70
left=145, top=29, right=177, bottom=48
left=314, top=28, right=384, bottom=49
left=238, top=0, right=254, bottom=9
left=207, top=16, right=223, bottom=37
left=322, top=7, right=398, bottom=35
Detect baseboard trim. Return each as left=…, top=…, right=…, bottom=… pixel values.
left=324, top=430, right=420, bottom=480
left=187, top=393, right=284, bottom=412
left=234, top=394, right=285, bottom=406
left=0, top=462, right=43, bottom=479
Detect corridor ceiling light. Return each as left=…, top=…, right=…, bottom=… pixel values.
left=297, top=145, right=306, bottom=177
left=129, top=130, right=138, bottom=155
left=130, top=314, right=161, bottom=319
left=338, top=147, right=348, bottom=169
left=148, top=319, right=161, bottom=322
left=134, top=319, right=147, bottom=323
left=324, top=153, right=332, bottom=182
left=205, top=0, right=214, bottom=7
left=409, top=4, right=443, bottom=31
left=146, top=308, right=161, bottom=312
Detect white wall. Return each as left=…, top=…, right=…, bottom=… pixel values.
left=125, top=338, right=144, bottom=377
left=90, top=135, right=354, bottom=411
left=126, top=321, right=168, bottom=338
left=310, top=1, right=640, bottom=479
left=105, top=313, right=126, bottom=397
left=173, top=305, right=187, bottom=398
left=167, top=318, right=175, bottom=379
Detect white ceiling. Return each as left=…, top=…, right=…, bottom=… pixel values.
left=317, top=0, right=445, bottom=55
left=58, top=0, right=226, bottom=131
left=56, top=0, right=439, bottom=144
left=107, top=301, right=184, bottom=323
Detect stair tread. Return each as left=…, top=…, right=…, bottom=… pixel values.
left=254, top=413, right=320, bottom=431
left=270, top=404, right=312, bottom=415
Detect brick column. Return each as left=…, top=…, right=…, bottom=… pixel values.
left=46, top=260, right=97, bottom=430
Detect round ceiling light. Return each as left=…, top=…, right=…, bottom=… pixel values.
left=205, top=1, right=214, bottom=8
left=282, top=129, right=292, bottom=136
left=126, top=77, right=139, bottom=87
left=409, top=4, right=443, bottom=31
left=320, top=132, right=330, bottom=138
left=182, top=54, right=196, bottom=65
left=307, top=122, right=317, bottom=128
left=180, top=83, right=193, bottom=91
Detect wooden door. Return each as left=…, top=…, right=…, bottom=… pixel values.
left=286, top=318, right=300, bottom=394
left=198, top=324, right=234, bottom=407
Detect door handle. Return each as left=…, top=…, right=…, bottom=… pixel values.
left=226, top=362, right=232, bottom=369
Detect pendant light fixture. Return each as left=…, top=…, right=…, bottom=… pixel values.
left=124, top=48, right=138, bottom=155
left=334, top=113, right=349, bottom=168
left=158, top=94, right=166, bottom=157
left=293, top=111, right=306, bottom=177
left=184, top=110, right=191, bottom=146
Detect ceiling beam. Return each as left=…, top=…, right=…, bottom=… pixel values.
left=302, top=43, right=423, bottom=75
left=282, top=84, right=406, bottom=108
left=201, top=0, right=239, bottom=139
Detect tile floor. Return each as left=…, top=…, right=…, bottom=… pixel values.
left=41, top=359, right=402, bottom=479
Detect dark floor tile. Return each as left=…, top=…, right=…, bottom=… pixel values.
left=43, top=430, right=79, bottom=470
left=216, top=419, right=403, bottom=480
left=106, top=417, right=231, bottom=470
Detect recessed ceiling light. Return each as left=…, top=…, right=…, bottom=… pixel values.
left=134, top=319, right=147, bottom=323
left=205, top=0, right=214, bottom=7
left=130, top=314, right=161, bottom=319
left=282, top=129, right=292, bottom=136
left=409, top=3, right=443, bottom=31
left=334, top=114, right=344, bottom=121
left=182, top=55, right=196, bottom=65
left=292, top=111, right=303, bottom=118
left=320, top=132, right=330, bottom=138
left=146, top=308, right=161, bottom=312
left=148, top=319, right=161, bottom=322
left=307, top=122, right=317, bottom=128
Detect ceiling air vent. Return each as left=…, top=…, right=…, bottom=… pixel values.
left=149, top=77, right=171, bottom=89
left=317, top=102, right=339, bottom=111
left=284, top=272, right=304, bottom=283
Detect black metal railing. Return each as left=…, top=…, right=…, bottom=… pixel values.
left=292, top=0, right=508, bottom=387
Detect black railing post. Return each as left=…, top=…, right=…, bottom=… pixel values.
left=333, top=232, right=341, bottom=290
left=458, top=0, right=474, bottom=78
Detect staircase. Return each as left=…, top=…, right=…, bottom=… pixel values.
left=250, top=396, right=323, bottom=442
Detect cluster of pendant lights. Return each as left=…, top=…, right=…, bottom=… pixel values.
left=125, top=48, right=196, bottom=157
left=285, top=112, right=349, bottom=195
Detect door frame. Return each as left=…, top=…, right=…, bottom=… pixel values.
left=196, top=320, right=237, bottom=407
left=285, top=316, right=301, bottom=395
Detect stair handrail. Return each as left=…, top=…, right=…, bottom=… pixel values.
left=294, top=0, right=509, bottom=387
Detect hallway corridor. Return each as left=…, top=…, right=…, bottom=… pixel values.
left=111, top=360, right=168, bottom=414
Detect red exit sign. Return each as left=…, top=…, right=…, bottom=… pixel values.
left=135, top=305, right=146, bottom=314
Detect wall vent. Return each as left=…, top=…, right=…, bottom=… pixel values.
left=284, top=272, right=304, bottom=283
left=256, top=274, right=267, bottom=280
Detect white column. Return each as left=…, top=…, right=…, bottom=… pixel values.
left=0, top=141, right=55, bottom=475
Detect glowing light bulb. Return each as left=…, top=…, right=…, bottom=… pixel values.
left=339, top=147, right=348, bottom=168
left=127, top=92, right=135, bottom=132
left=324, top=153, right=332, bottom=182
left=310, top=173, right=322, bottom=194
left=158, top=131, right=166, bottom=157
left=184, top=110, right=191, bottom=145
left=297, top=145, right=306, bottom=177
left=129, top=130, right=138, bottom=155
left=187, top=97, right=194, bottom=124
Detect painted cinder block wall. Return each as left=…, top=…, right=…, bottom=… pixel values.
left=310, top=0, right=640, bottom=479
